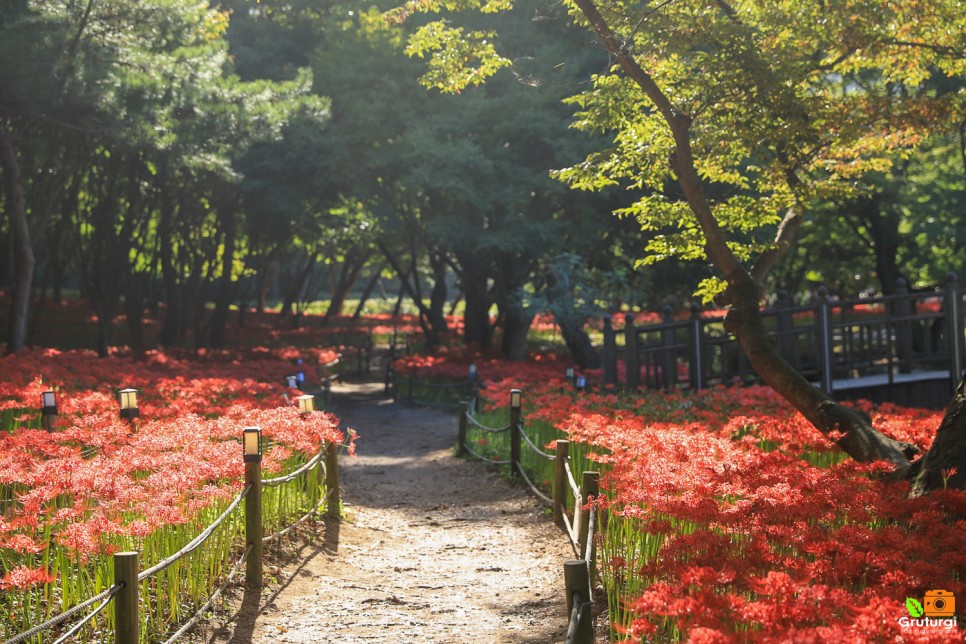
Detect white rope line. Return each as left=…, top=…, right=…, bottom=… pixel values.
left=517, top=464, right=553, bottom=505
left=161, top=544, right=253, bottom=644
left=138, top=483, right=251, bottom=581
left=517, top=422, right=555, bottom=460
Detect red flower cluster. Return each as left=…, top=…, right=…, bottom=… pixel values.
left=0, top=348, right=352, bottom=592
left=412, top=353, right=964, bottom=641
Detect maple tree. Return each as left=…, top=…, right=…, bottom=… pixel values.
left=400, top=0, right=966, bottom=491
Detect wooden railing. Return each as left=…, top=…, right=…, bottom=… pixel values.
left=602, top=274, right=965, bottom=402
left=3, top=402, right=342, bottom=644
left=458, top=391, right=600, bottom=644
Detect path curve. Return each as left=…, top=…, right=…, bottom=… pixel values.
left=202, top=380, right=573, bottom=643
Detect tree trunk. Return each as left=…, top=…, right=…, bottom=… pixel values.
left=724, top=280, right=914, bottom=466
left=459, top=254, right=492, bottom=350
left=0, top=128, right=34, bottom=354
left=324, top=255, right=363, bottom=324
left=501, top=302, right=533, bottom=361
left=352, top=263, right=386, bottom=321
left=908, top=376, right=966, bottom=494
left=209, top=208, right=237, bottom=348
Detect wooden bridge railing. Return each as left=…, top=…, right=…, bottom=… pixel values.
left=603, top=273, right=965, bottom=399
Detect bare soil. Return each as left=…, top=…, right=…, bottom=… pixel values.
left=193, top=379, right=578, bottom=643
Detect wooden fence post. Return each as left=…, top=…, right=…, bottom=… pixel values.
left=602, top=314, right=616, bottom=385
left=624, top=313, right=640, bottom=390
left=815, top=286, right=834, bottom=394
left=458, top=402, right=469, bottom=457
left=325, top=441, right=341, bottom=519
left=578, top=471, right=599, bottom=588
left=688, top=303, right=705, bottom=390
left=946, top=272, right=963, bottom=386
left=564, top=560, right=593, bottom=644
left=775, top=290, right=797, bottom=368
left=510, top=389, right=522, bottom=477
left=114, top=551, right=139, bottom=644
left=245, top=459, right=263, bottom=586
left=894, top=277, right=914, bottom=373
left=553, top=439, right=569, bottom=529
left=660, top=305, right=676, bottom=389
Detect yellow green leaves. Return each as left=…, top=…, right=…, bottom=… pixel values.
left=404, top=21, right=510, bottom=92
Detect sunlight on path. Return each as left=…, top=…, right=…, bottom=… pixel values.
left=206, top=381, right=571, bottom=644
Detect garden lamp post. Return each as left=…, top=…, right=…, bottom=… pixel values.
left=243, top=426, right=263, bottom=586
left=566, top=367, right=575, bottom=386
left=119, top=388, right=139, bottom=421
left=41, top=390, right=57, bottom=431
left=297, top=394, right=315, bottom=414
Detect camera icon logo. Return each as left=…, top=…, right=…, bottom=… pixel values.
left=923, top=590, right=956, bottom=618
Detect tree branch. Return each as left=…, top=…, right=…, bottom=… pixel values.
left=569, top=0, right=747, bottom=286
left=750, top=206, right=803, bottom=284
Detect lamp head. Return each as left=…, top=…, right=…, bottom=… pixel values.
left=243, top=427, right=262, bottom=463
left=297, top=394, right=315, bottom=414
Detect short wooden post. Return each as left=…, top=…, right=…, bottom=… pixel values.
left=114, top=551, right=139, bottom=644
left=602, top=314, right=616, bottom=385
left=458, top=401, right=469, bottom=456
left=245, top=460, right=263, bottom=586
left=945, top=272, right=963, bottom=385
left=564, top=560, right=593, bottom=643
left=578, top=471, right=600, bottom=587
left=509, top=389, right=522, bottom=477
left=553, top=439, right=569, bottom=529
left=624, top=313, right=640, bottom=389
left=325, top=441, right=341, bottom=519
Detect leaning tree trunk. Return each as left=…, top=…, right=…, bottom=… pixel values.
left=724, top=279, right=915, bottom=467
left=0, top=128, right=34, bottom=354
left=908, top=376, right=966, bottom=495
left=571, top=0, right=961, bottom=490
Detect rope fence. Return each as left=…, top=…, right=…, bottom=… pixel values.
left=456, top=387, right=602, bottom=644
left=2, top=394, right=343, bottom=644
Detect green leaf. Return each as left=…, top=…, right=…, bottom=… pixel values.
left=906, top=597, right=924, bottom=618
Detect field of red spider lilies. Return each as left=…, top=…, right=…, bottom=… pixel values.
left=0, top=346, right=353, bottom=641
left=401, top=352, right=965, bottom=642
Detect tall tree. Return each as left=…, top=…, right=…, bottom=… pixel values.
left=401, top=0, right=966, bottom=490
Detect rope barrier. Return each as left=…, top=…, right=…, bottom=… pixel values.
left=261, top=452, right=322, bottom=487
left=161, top=544, right=253, bottom=644
left=564, top=460, right=581, bottom=499
left=565, top=593, right=589, bottom=644
left=517, top=423, right=555, bottom=460
left=465, top=413, right=511, bottom=434
left=262, top=486, right=334, bottom=544
left=411, top=379, right=471, bottom=390
left=4, top=438, right=336, bottom=644
left=462, top=442, right=512, bottom=465
left=51, top=584, right=123, bottom=644
left=139, top=483, right=251, bottom=581
left=1, top=581, right=122, bottom=644
left=583, top=506, right=597, bottom=563
left=517, top=464, right=553, bottom=505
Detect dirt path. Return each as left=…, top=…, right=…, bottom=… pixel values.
left=199, top=380, right=574, bottom=643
